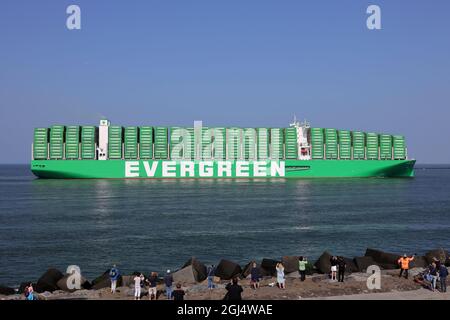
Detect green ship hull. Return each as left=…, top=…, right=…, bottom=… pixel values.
left=31, top=159, right=415, bottom=179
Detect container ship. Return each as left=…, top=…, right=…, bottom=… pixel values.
left=31, top=119, right=415, bottom=179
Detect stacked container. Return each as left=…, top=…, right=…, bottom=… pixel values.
left=33, top=128, right=49, bottom=160
left=108, top=126, right=123, bottom=159
left=243, top=128, right=256, bottom=160
left=257, top=128, right=269, bottom=160
left=65, top=126, right=80, bottom=159
left=49, top=125, right=65, bottom=160
left=379, top=134, right=393, bottom=160
left=270, top=128, right=284, bottom=159
left=338, top=130, right=351, bottom=160
left=212, top=128, right=226, bottom=160
left=81, top=126, right=96, bottom=159
left=139, top=126, right=153, bottom=159
left=169, top=127, right=184, bottom=160
left=352, top=131, right=366, bottom=160
left=227, top=128, right=242, bottom=160
left=310, top=128, right=324, bottom=160
left=393, top=135, right=406, bottom=160
left=366, top=133, right=379, bottom=160
left=154, top=127, right=168, bottom=159
left=201, top=127, right=212, bottom=159
left=325, top=128, right=338, bottom=159
left=124, top=127, right=138, bottom=159
left=186, top=127, right=195, bottom=159
left=285, top=127, right=298, bottom=160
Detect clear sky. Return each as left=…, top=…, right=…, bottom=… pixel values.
left=0, top=0, right=449, bottom=164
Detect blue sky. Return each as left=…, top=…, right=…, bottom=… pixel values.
left=0, top=0, right=449, bottom=163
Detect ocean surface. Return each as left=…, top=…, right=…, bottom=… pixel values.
left=1, top=164, right=449, bottom=287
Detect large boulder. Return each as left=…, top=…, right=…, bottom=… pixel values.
left=410, top=256, right=428, bottom=268
left=425, top=248, right=449, bottom=265
left=281, top=256, right=299, bottom=274
left=261, top=259, right=278, bottom=276
left=214, top=260, right=242, bottom=280
left=56, top=274, right=91, bottom=292
left=354, top=256, right=376, bottom=272
left=182, top=257, right=207, bottom=282
left=314, top=251, right=333, bottom=274
left=343, top=257, right=358, bottom=273
left=91, top=270, right=123, bottom=290
left=0, top=286, right=15, bottom=295
left=241, top=262, right=261, bottom=279
left=365, top=248, right=401, bottom=266
left=35, top=268, right=64, bottom=293
left=172, top=265, right=197, bottom=285
left=121, top=275, right=135, bottom=287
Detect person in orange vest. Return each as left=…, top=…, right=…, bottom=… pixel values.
left=398, top=254, right=415, bottom=279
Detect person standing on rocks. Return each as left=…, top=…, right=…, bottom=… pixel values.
left=207, top=265, right=216, bottom=290
left=438, top=264, right=448, bottom=293
left=298, top=256, right=307, bottom=282
left=276, top=262, right=286, bottom=289
left=134, top=273, right=144, bottom=300
left=164, top=270, right=174, bottom=300
left=337, top=257, right=346, bottom=283
left=330, top=256, right=338, bottom=281
left=172, top=283, right=185, bottom=301
left=147, top=272, right=158, bottom=300
left=24, top=283, right=35, bottom=300
left=397, top=254, right=415, bottom=279
left=429, top=263, right=438, bottom=292
left=109, top=264, right=120, bottom=294
left=250, top=262, right=261, bottom=290
left=224, top=278, right=243, bottom=300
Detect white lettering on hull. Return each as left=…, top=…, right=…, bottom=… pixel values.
left=124, top=161, right=286, bottom=178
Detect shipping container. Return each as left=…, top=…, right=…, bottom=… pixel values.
left=366, top=133, right=379, bottom=160
left=81, top=126, right=96, bottom=159
left=124, top=126, right=138, bottom=159
left=379, top=134, right=392, bottom=160
left=212, top=128, right=226, bottom=160
left=49, top=125, right=65, bottom=160
left=243, top=128, right=257, bottom=160
left=285, top=127, right=298, bottom=159
left=338, top=130, right=351, bottom=160
left=257, top=128, right=269, bottom=160
left=33, top=128, right=49, bottom=160
left=139, top=126, right=153, bottom=159
left=201, top=127, right=213, bottom=160
left=310, top=128, right=324, bottom=160
left=154, top=127, right=168, bottom=159
left=325, top=128, right=338, bottom=160
left=352, top=131, right=366, bottom=160
left=270, top=128, right=284, bottom=159
left=108, top=126, right=123, bottom=160
left=393, top=135, right=406, bottom=160
left=227, top=128, right=242, bottom=160
left=65, top=126, right=80, bottom=159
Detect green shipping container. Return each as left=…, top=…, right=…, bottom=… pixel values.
left=285, top=128, right=298, bottom=159
left=154, top=127, right=168, bottom=159
left=124, top=127, right=138, bottom=159
left=201, top=127, right=213, bottom=160
left=212, top=128, right=226, bottom=160
left=243, top=128, right=257, bottom=160
left=139, top=126, right=153, bottom=159
left=270, top=128, right=284, bottom=159
left=379, top=134, right=392, bottom=160
left=227, top=128, right=242, bottom=159
left=49, top=125, right=65, bottom=160
left=310, top=128, right=324, bottom=160
left=33, top=128, right=49, bottom=160
left=108, top=126, right=123, bottom=160
left=257, top=128, right=269, bottom=160
left=352, top=131, right=365, bottom=160
left=366, top=133, right=379, bottom=160
left=338, top=130, right=351, bottom=160
left=81, top=126, right=96, bottom=159
left=65, top=126, right=80, bottom=159
left=325, top=129, right=338, bottom=159
left=393, top=135, right=406, bottom=160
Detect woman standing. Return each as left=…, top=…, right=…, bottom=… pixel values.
left=276, top=262, right=285, bottom=289
left=250, top=262, right=261, bottom=290
left=330, top=256, right=338, bottom=281
left=133, top=273, right=144, bottom=300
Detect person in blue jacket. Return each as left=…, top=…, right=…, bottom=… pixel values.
left=439, top=264, right=448, bottom=293
left=109, top=264, right=120, bottom=294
